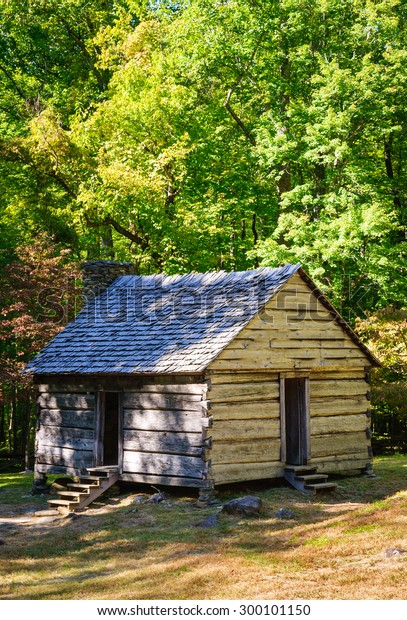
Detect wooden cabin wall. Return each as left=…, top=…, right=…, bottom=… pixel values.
left=121, top=380, right=212, bottom=489
left=308, top=368, right=371, bottom=473
left=207, top=272, right=372, bottom=483
left=205, top=371, right=282, bottom=485
left=35, top=387, right=95, bottom=476
left=34, top=375, right=213, bottom=488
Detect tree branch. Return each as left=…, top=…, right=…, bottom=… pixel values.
left=224, top=90, right=256, bottom=146
left=45, top=170, right=77, bottom=198
left=103, top=216, right=149, bottom=248
left=86, top=215, right=150, bottom=251
left=0, top=63, right=28, bottom=102
left=223, top=32, right=264, bottom=146
left=60, top=18, right=109, bottom=92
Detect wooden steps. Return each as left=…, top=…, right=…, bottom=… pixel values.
left=48, top=467, right=119, bottom=512
left=284, top=465, right=337, bottom=495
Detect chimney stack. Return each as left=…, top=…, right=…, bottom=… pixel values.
left=81, top=260, right=136, bottom=303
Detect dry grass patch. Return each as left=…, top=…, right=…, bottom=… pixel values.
left=0, top=455, right=407, bottom=600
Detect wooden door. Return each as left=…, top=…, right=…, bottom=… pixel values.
left=95, top=391, right=123, bottom=470
left=284, top=377, right=309, bottom=465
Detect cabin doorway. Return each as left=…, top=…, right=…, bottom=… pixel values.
left=95, top=391, right=123, bottom=471
left=283, top=377, right=309, bottom=465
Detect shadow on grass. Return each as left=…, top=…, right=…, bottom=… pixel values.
left=1, top=455, right=406, bottom=599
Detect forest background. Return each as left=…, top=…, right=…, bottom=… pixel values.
left=0, top=0, right=406, bottom=465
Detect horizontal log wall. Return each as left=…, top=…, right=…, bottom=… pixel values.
left=308, top=368, right=371, bottom=473
left=36, top=390, right=95, bottom=475
left=206, top=272, right=372, bottom=481
left=35, top=374, right=206, bottom=392
left=207, top=372, right=282, bottom=485
left=122, top=381, right=211, bottom=488
left=213, top=461, right=284, bottom=484
left=35, top=376, right=212, bottom=488
left=137, top=371, right=372, bottom=480
left=207, top=367, right=371, bottom=484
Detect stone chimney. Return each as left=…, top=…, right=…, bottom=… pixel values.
left=81, top=260, right=136, bottom=303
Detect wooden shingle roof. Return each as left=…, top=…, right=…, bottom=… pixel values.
left=24, top=264, right=300, bottom=375
left=24, top=263, right=379, bottom=375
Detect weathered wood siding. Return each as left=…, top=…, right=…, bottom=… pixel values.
left=308, top=369, right=371, bottom=473
left=122, top=382, right=211, bottom=488
left=206, top=372, right=283, bottom=485
left=35, top=376, right=212, bottom=488
left=206, top=273, right=372, bottom=483
left=35, top=390, right=95, bottom=475
left=34, top=270, right=373, bottom=488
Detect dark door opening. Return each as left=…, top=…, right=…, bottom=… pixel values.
left=285, top=377, right=308, bottom=465
left=103, top=392, right=119, bottom=466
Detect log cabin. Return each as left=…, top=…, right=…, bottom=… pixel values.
left=24, top=261, right=379, bottom=503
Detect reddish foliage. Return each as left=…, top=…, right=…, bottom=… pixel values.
left=0, top=236, right=81, bottom=383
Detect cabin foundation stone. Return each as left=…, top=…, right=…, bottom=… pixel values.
left=32, top=472, right=49, bottom=494
left=361, top=462, right=376, bottom=477
left=197, top=487, right=219, bottom=506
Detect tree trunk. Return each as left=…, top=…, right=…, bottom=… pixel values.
left=384, top=138, right=405, bottom=242
left=277, top=22, right=291, bottom=200
left=10, top=383, right=18, bottom=455
left=252, top=213, right=259, bottom=268
left=21, top=393, right=32, bottom=470
left=384, top=138, right=402, bottom=211
left=101, top=225, right=115, bottom=259
left=0, top=388, right=5, bottom=444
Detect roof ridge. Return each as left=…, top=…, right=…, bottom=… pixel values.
left=110, top=264, right=301, bottom=286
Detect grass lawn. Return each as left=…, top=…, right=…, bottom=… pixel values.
left=0, top=455, right=406, bottom=600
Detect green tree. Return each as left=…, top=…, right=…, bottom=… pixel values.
left=1, top=0, right=406, bottom=308
left=1, top=0, right=407, bottom=452
left=356, top=308, right=407, bottom=450
left=66, top=0, right=407, bottom=311
left=0, top=0, right=138, bottom=261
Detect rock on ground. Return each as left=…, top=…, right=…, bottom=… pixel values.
left=221, top=495, right=262, bottom=517
left=147, top=492, right=165, bottom=504
left=132, top=495, right=148, bottom=504
left=274, top=508, right=296, bottom=520
left=195, top=514, right=219, bottom=528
